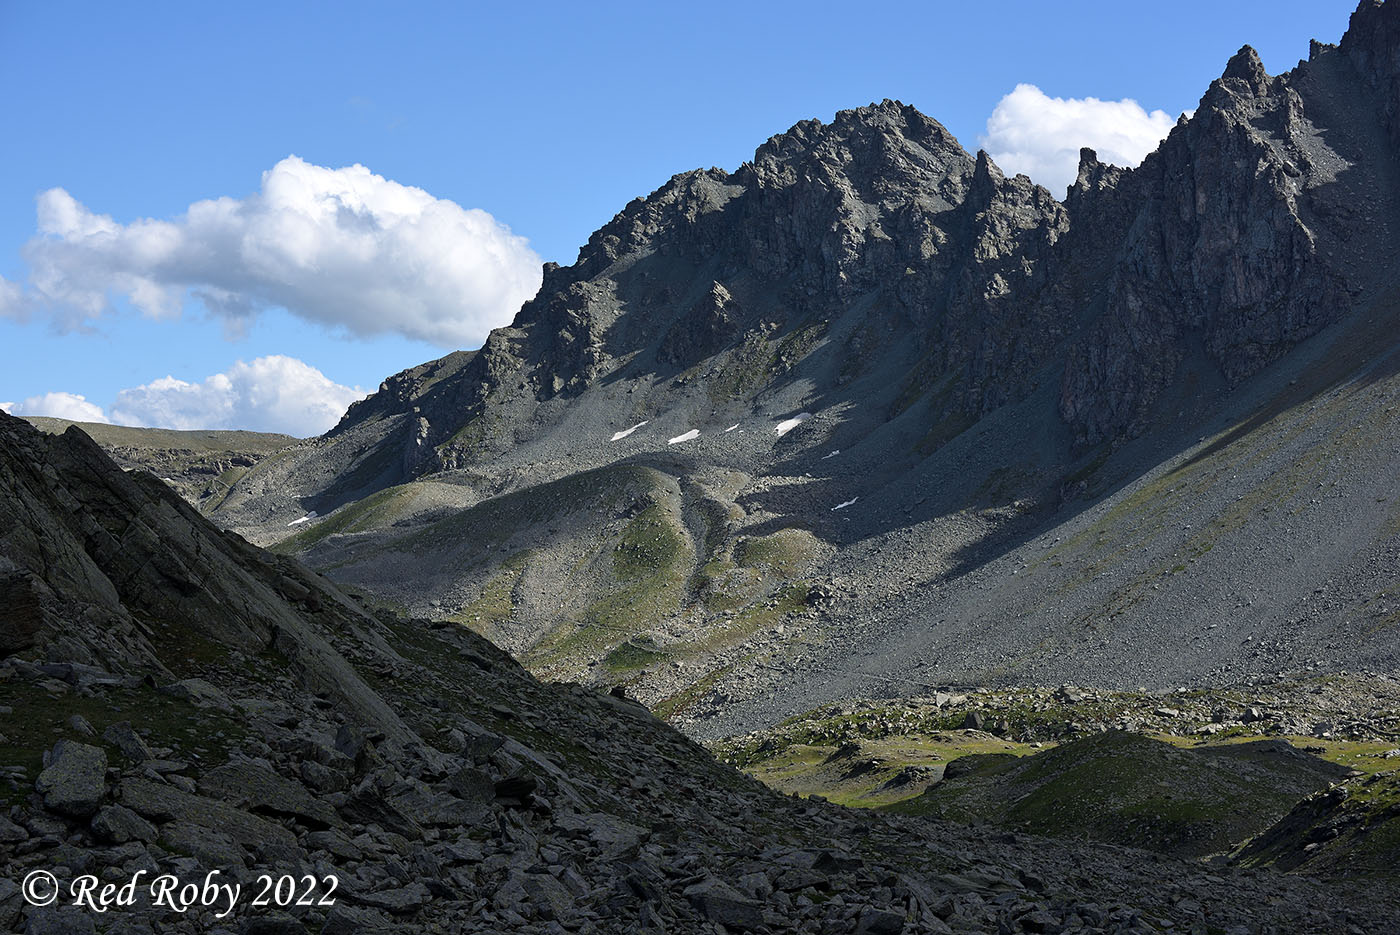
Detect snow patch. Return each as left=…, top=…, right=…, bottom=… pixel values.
left=831, top=497, right=858, bottom=512
left=287, top=510, right=319, bottom=527
left=775, top=412, right=812, bottom=437
left=821, top=450, right=840, bottom=460
left=610, top=420, right=648, bottom=442
left=724, top=424, right=739, bottom=433
left=668, top=429, right=700, bottom=445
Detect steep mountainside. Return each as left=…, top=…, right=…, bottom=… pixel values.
left=212, top=4, right=1400, bottom=734
left=10, top=411, right=1399, bottom=932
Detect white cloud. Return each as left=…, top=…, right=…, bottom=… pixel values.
left=981, top=84, right=1180, bottom=196
left=10, top=392, right=111, bottom=424
left=109, top=355, right=365, bottom=437
left=0, top=402, right=14, bottom=413
left=14, top=156, right=543, bottom=347
left=0, top=275, right=26, bottom=318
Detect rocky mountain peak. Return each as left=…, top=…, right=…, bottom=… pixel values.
left=1220, top=43, right=1270, bottom=92
left=1342, top=0, right=1400, bottom=144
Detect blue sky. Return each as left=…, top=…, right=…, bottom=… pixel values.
left=0, top=1, right=1361, bottom=434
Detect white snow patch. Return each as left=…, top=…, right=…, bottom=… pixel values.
left=830, top=497, right=858, bottom=511
left=610, top=420, right=648, bottom=442
left=668, top=429, right=700, bottom=445
left=287, top=510, right=319, bottom=527
left=821, top=450, right=840, bottom=460
left=724, top=424, right=739, bottom=433
left=775, top=412, right=812, bottom=437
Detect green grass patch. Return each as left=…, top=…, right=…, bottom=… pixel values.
left=737, top=528, right=818, bottom=578
left=602, top=637, right=669, bottom=673
left=274, top=483, right=420, bottom=552
left=0, top=678, right=250, bottom=807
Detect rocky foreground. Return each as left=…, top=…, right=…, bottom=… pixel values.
left=3, top=411, right=1399, bottom=934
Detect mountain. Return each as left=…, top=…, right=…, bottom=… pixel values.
left=10, top=413, right=1400, bottom=932
left=206, top=2, right=1400, bottom=737
left=20, top=416, right=297, bottom=512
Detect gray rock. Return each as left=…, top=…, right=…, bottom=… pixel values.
left=855, top=905, right=906, bottom=934
left=118, top=777, right=297, bottom=850
left=36, top=740, right=107, bottom=817
left=65, top=714, right=94, bottom=736
left=91, top=804, right=157, bottom=843
left=161, top=820, right=246, bottom=869
left=159, top=678, right=234, bottom=711
left=357, top=882, right=429, bottom=914
left=321, top=903, right=393, bottom=934
left=240, top=917, right=306, bottom=935
left=683, top=877, right=765, bottom=931
left=0, top=814, right=28, bottom=843
left=522, top=872, right=574, bottom=922
left=201, top=756, right=339, bottom=828
left=102, top=721, right=153, bottom=762
left=23, top=907, right=96, bottom=934
left=300, top=759, right=346, bottom=793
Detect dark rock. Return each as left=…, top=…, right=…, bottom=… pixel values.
left=23, top=907, right=96, bottom=935
left=161, top=819, right=247, bottom=869
left=201, top=756, right=339, bottom=828
left=855, top=905, right=906, bottom=935
left=118, top=777, right=297, bottom=851
left=321, top=903, right=393, bottom=934
left=239, top=916, right=305, bottom=935
left=357, top=882, right=429, bottom=914
left=683, top=877, right=765, bottom=931
left=494, top=772, right=537, bottom=803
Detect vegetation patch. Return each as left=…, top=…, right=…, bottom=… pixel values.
left=737, top=528, right=818, bottom=578
left=448, top=550, right=533, bottom=635
left=274, top=483, right=419, bottom=552
left=888, top=731, right=1349, bottom=857
left=602, top=637, right=669, bottom=673
left=0, top=678, right=249, bottom=807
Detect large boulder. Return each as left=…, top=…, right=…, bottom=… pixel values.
left=35, top=740, right=107, bottom=817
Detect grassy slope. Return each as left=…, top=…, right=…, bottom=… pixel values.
left=714, top=682, right=1400, bottom=875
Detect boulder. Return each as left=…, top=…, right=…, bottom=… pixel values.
left=91, top=805, right=157, bottom=843
left=102, top=721, right=153, bottom=762
left=201, top=757, right=339, bottom=828
left=36, top=740, right=107, bottom=817
left=159, top=678, right=234, bottom=711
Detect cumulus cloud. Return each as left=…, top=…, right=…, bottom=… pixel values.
left=981, top=84, right=1180, bottom=196
left=109, top=355, right=365, bottom=437
left=9, top=392, right=111, bottom=423
left=14, top=157, right=543, bottom=347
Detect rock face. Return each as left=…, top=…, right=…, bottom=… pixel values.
left=2, top=408, right=1398, bottom=932
left=181, top=2, right=1400, bottom=736
left=1060, top=35, right=1395, bottom=443
left=0, top=413, right=411, bottom=745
